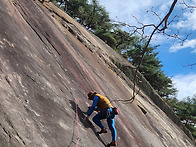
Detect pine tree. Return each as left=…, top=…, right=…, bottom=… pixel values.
left=122, top=38, right=176, bottom=98
left=168, top=96, right=196, bottom=138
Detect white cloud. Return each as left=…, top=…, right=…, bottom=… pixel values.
left=192, top=49, right=196, bottom=53
left=99, top=0, right=173, bottom=25
left=172, top=73, right=196, bottom=100
left=174, top=0, right=196, bottom=31
left=99, top=0, right=196, bottom=52
left=175, top=10, right=196, bottom=31
left=169, top=39, right=196, bottom=52
left=98, top=0, right=178, bottom=44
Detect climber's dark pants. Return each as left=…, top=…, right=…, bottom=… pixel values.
left=92, top=107, right=117, bottom=141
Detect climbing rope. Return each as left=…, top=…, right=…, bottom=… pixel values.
left=74, top=97, right=89, bottom=147
left=75, top=98, right=80, bottom=147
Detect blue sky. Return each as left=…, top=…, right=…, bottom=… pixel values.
left=98, top=0, right=196, bottom=100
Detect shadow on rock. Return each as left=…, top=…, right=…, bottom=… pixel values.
left=69, top=100, right=106, bottom=146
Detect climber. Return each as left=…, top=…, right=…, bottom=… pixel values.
left=86, top=91, right=118, bottom=146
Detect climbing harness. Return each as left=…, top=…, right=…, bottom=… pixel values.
left=106, top=107, right=111, bottom=118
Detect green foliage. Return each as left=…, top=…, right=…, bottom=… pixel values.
left=66, top=0, right=89, bottom=18
left=54, top=0, right=118, bottom=46
left=168, top=96, right=196, bottom=138
left=55, top=0, right=111, bottom=30
left=112, top=29, right=136, bottom=53
left=122, top=37, right=177, bottom=98
left=85, top=0, right=111, bottom=30
left=95, top=31, right=117, bottom=48
left=49, top=0, right=56, bottom=2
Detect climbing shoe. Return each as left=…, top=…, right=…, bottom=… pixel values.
left=107, top=141, right=117, bottom=146
left=97, top=128, right=107, bottom=134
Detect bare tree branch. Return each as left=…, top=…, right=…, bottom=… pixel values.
left=182, top=0, right=196, bottom=11
left=126, top=0, right=179, bottom=102
left=113, top=0, right=196, bottom=103
left=183, top=63, right=196, bottom=68
left=113, top=0, right=179, bottom=102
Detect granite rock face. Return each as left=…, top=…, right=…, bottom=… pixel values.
left=0, top=0, right=195, bottom=147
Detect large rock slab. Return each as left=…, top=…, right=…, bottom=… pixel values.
left=0, top=0, right=195, bottom=146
